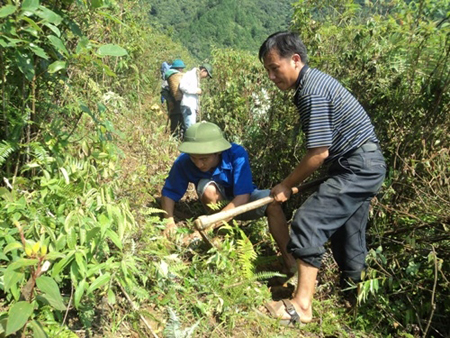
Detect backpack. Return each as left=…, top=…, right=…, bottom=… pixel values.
left=160, top=62, right=171, bottom=80
left=161, top=69, right=182, bottom=103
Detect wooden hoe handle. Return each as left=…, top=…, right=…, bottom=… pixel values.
left=193, top=177, right=328, bottom=231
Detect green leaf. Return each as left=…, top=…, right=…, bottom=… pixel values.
left=36, top=6, right=62, bottom=25
left=106, top=228, right=122, bottom=250
left=96, top=44, right=128, bottom=57
left=87, top=273, right=111, bottom=295
left=29, top=43, right=49, bottom=59
left=2, top=37, right=23, bottom=48
left=70, top=260, right=82, bottom=282
left=97, top=11, right=128, bottom=27
left=67, top=227, right=76, bottom=250
left=36, top=276, right=66, bottom=311
left=3, top=269, right=24, bottom=292
left=21, top=0, right=39, bottom=12
left=22, top=26, right=39, bottom=37
left=47, top=35, right=69, bottom=56
left=60, top=167, right=70, bottom=184
left=0, top=5, right=16, bottom=18
left=45, top=251, right=65, bottom=260
left=15, top=51, right=35, bottom=81
left=51, top=250, right=75, bottom=277
left=79, top=102, right=91, bottom=114
left=74, top=279, right=86, bottom=308
left=43, top=22, right=61, bottom=37
left=47, top=60, right=66, bottom=73
left=93, top=59, right=116, bottom=77
left=75, top=252, right=87, bottom=277
left=5, top=301, right=34, bottom=336
left=107, top=288, right=116, bottom=305
left=86, top=261, right=107, bottom=278
left=3, top=242, right=23, bottom=254
left=8, top=258, right=39, bottom=270
left=0, top=186, right=11, bottom=197
left=28, top=320, right=48, bottom=338
left=67, top=19, right=82, bottom=37
left=86, top=227, right=101, bottom=244
left=91, top=0, right=103, bottom=9
left=0, top=317, right=5, bottom=334
left=75, top=37, right=90, bottom=54
left=20, top=17, right=42, bottom=34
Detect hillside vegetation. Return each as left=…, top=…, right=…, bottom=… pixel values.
left=145, top=0, right=294, bottom=60
left=0, top=0, right=449, bottom=337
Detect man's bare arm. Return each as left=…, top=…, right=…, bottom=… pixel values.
left=161, top=195, right=177, bottom=235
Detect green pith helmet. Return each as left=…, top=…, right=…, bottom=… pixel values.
left=178, top=121, right=231, bottom=154
left=171, top=59, right=186, bottom=69
left=201, top=63, right=213, bottom=78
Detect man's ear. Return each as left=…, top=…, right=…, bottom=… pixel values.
left=292, top=53, right=302, bottom=65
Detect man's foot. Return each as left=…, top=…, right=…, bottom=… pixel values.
left=339, top=277, right=360, bottom=309
left=264, top=299, right=312, bottom=325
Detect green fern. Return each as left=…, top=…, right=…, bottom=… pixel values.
left=125, top=283, right=150, bottom=302
left=140, top=207, right=166, bottom=215
left=236, top=228, right=257, bottom=279
left=253, top=270, right=285, bottom=281
left=58, top=181, right=83, bottom=199
left=29, top=142, right=50, bottom=163
left=168, top=262, right=189, bottom=274
left=206, top=200, right=229, bottom=211
left=0, top=140, right=16, bottom=166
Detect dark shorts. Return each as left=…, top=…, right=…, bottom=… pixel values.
left=288, top=143, right=386, bottom=282
left=197, top=179, right=270, bottom=220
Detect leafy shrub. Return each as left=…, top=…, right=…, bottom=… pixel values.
left=0, top=0, right=186, bottom=335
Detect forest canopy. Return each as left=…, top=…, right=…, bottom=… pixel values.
left=145, top=0, right=294, bottom=60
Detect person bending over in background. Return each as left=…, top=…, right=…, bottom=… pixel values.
left=259, top=31, right=386, bottom=325
left=179, top=64, right=213, bottom=137
left=160, top=121, right=296, bottom=275
left=164, top=59, right=186, bottom=138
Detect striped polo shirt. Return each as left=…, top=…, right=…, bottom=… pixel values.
left=293, top=66, right=378, bottom=163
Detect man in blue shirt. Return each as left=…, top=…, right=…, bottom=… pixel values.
left=259, top=31, right=386, bottom=325
left=161, top=121, right=295, bottom=274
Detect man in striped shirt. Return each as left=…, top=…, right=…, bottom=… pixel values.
left=259, top=31, right=386, bottom=325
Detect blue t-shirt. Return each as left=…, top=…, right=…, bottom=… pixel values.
left=162, top=143, right=256, bottom=202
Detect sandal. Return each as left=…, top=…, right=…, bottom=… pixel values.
left=264, top=299, right=301, bottom=326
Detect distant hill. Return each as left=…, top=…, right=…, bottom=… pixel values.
left=145, top=0, right=294, bottom=60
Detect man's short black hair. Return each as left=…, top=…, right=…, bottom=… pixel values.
left=259, top=31, right=308, bottom=65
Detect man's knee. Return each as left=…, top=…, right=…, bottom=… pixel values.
left=201, top=183, right=221, bottom=204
